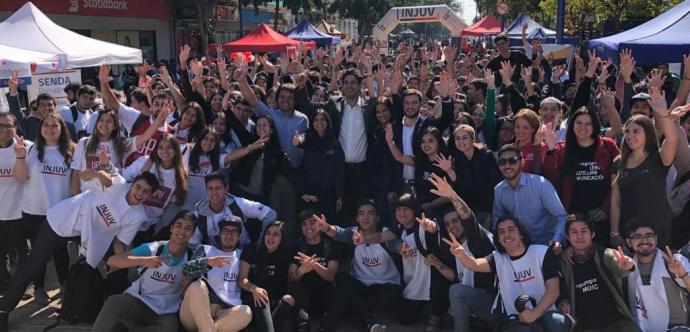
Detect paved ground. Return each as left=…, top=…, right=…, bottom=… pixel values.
left=3, top=261, right=459, bottom=331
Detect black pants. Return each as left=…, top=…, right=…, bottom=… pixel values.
left=241, top=292, right=293, bottom=332
left=21, top=212, right=69, bottom=288
left=0, top=222, right=67, bottom=312
left=291, top=279, right=333, bottom=325
left=0, top=219, right=25, bottom=284
left=397, top=269, right=451, bottom=325
left=323, top=274, right=402, bottom=331
left=342, top=162, right=368, bottom=227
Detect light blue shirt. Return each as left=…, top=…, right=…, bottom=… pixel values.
left=253, top=101, right=309, bottom=167
left=492, top=173, right=567, bottom=244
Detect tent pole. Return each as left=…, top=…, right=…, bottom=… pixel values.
left=556, top=0, right=564, bottom=43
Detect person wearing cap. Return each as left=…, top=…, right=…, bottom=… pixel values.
left=316, top=200, right=402, bottom=332
left=558, top=214, right=640, bottom=332
left=91, top=210, right=197, bottom=331
left=191, top=173, right=277, bottom=249
left=289, top=210, right=342, bottom=332
left=445, top=216, right=570, bottom=332
left=630, top=93, right=652, bottom=118
left=179, top=218, right=253, bottom=332
left=59, top=85, right=97, bottom=140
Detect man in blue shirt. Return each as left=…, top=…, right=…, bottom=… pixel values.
left=492, top=144, right=567, bottom=246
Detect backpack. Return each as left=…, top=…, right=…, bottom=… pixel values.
left=44, top=259, right=104, bottom=331
left=197, top=200, right=245, bottom=245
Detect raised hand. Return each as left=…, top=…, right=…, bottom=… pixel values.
left=619, top=49, right=636, bottom=82
left=649, top=86, right=668, bottom=113
left=544, top=122, right=558, bottom=150
left=98, top=144, right=111, bottom=168
left=662, top=245, right=688, bottom=277
left=13, top=135, right=26, bottom=158
left=189, top=59, right=203, bottom=78
left=670, top=104, right=690, bottom=123
left=647, top=68, right=666, bottom=89
left=585, top=49, right=601, bottom=78
left=442, top=235, right=466, bottom=258
left=483, top=68, right=496, bottom=90
left=312, top=214, right=330, bottom=233
left=597, top=63, right=609, bottom=85
left=612, top=246, right=635, bottom=271
left=521, top=66, right=533, bottom=85
left=443, top=45, right=456, bottom=62
left=384, top=123, right=394, bottom=144
left=389, top=70, right=403, bottom=94
left=416, top=213, right=438, bottom=234
left=8, top=70, right=19, bottom=94
left=499, top=61, right=515, bottom=85
left=179, top=45, right=192, bottom=66
left=551, top=64, right=565, bottom=84
left=98, top=64, right=110, bottom=86
left=155, top=101, right=172, bottom=125
left=428, top=173, right=455, bottom=199
left=433, top=154, right=454, bottom=173
left=249, top=135, right=269, bottom=151
left=400, top=242, right=414, bottom=257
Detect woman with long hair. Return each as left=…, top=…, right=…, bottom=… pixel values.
left=182, top=128, right=232, bottom=210
left=123, top=134, right=189, bottom=237
left=71, top=109, right=167, bottom=193
left=172, top=102, right=206, bottom=144
left=366, top=97, right=399, bottom=226
left=492, top=116, right=515, bottom=151
left=13, top=112, right=74, bottom=303
left=610, top=87, right=679, bottom=248
left=385, top=125, right=452, bottom=215
left=542, top=107, right=620, bottom=244
left=449, top=124, right=502, bottom=227
left=239, top=221, right=294, bottom=332
left=293, top=110, right=345, bottom=224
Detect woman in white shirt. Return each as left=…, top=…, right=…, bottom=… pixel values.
left=182, top=128, right=234, bottom=210
left=13, top=112, right=74, bottom=304
left=172, top=102, right=206, bottom=145
left=72, top=109, right=168, bottom=193
left=123, top=134, right=189, bottom=242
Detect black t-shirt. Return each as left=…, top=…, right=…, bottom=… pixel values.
left=486, top=51, right=533, bottom=87
left=572, top=258, right=625, bottom=328
left=414, top=158, right=448, bottom=205
left=292, top=238, right=341, bottom=288
left=569, top=143, right=608, bottom=213
left=241, top=243, right=290, bottom=301
left=487, top=246, right=559, bottom=280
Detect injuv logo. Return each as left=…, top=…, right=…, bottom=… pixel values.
left=69, top=0, right=129, bottom=12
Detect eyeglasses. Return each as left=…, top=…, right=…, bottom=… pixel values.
left=498, top=156, right=521, bottom=166
left=0, top=124, right=15, bottom=129
left=629, top=233, right=657, bottom=241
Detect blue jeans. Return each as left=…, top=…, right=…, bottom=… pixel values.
left=448, top=283, right=493, bottom=332
left=501, top=310, right=572, bottom=332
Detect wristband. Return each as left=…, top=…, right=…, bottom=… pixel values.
left=15, top=156, right=25, bottom=159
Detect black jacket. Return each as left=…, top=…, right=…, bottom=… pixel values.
left=297, top=130, right=345, bottom=199
left=451, top=147, right=502, bottom=214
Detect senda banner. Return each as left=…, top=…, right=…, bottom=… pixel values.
left=0, top=0, right=170, bottom=20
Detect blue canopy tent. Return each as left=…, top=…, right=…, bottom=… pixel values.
left=589, top=0, right=690, bottom=64
left=504, top=13, right=579, bottom=46
left=285, top=19, right=341, bottom=46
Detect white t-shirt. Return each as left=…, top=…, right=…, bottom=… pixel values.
left=400, top=227, right=431, bottom=300
left=21, top=145, right=72, bottom=215
left=204, top=245, right=242, bottom=305
left=182, top=148, right=228, bottom=211
left=87, top=103, right=141, bottom=135
left=72, top=136, right=136, bottom=192
left=351, top=226, right=400, bottom=286
left=47, top=179, right=147, bottom=267
left=340, top=99, right=368, bottom=163
left=172, top=123, right=190, bottom=144
left=0, top=138, right=33, bottom=220
left=122, top=155, right=178, bottom=228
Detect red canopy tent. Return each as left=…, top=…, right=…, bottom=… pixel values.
left=224, top=24, right=316, bottom=52
left=462, top=15, right=501, bottom=36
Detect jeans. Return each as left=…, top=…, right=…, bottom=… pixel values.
left=448, top=283, right=493, bottom=332
left=269, top=175, right=297, bottom=239
left=501, top=310, right=572, bottom=332
left=322, top=274, right=402, bottom=331
left=241, top=292, right=293, bottom=332
left=92, top=293, right=179, bottom=332
left=0, top=219, right=24, bottom=283
left=0, top=222, right=67, bottom=312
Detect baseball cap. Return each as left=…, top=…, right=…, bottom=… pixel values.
left=218, top=217, right=242, bottom=233
left=631, top=92, right=651, bottom=103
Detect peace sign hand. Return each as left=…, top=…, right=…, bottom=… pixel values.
left=416, top=213, right=438, bottom=234
left=661, top=245, right=687, bottom=277
left=13, top=135, right=26, bottom=158
left=612, top=246, right=635, bottom=271
left=649, top=86, right=668, bottom=113
left=313, top=214, right=330, bottom=233
left=442, top=235, right=466, bottom=258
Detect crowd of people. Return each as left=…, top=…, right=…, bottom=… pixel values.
left=0, top=29, right=690, bottom=332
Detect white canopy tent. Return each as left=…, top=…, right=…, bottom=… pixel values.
left=0, top=2, right=142, bottom=68
left=0, top=44, right=66, bottom=72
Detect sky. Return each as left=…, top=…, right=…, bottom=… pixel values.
left=459, top=0, right=478, bottom=25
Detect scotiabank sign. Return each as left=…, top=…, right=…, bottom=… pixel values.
left=1, top=0, right=170, bottom=20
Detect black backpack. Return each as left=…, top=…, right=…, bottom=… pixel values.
left=44, top=259, right=104, bottom=331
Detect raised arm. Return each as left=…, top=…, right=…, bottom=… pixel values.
left=384, top=123, right=414, bottom=166
left=649, top=87, right=679, bottom=166
left=99, top=64, right=122, bottom=112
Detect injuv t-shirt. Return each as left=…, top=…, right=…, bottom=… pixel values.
left=21, top=145, right=72, bottom=215
left=0, top=138, right=33, bottom=220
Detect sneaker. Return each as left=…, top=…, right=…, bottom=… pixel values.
left=425, top=315, right=442, bottom=332
left=0, top=311, right=8, bottom=332
left=33, top=287, right=49, bottom=305
left=367, top=320, right=386, bottom=332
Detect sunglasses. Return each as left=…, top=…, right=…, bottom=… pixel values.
left=498, top=156, right=521, bottom=166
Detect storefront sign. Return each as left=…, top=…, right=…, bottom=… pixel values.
left=27, top=70, right=82, bottom=108
left=0, top=0, right=170, bottom=20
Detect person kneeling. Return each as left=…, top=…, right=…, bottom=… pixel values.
left=181, top=219, right=252, bottom=332
left=92, top=211, right=197, bottom=331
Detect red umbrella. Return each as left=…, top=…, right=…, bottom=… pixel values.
left=224, top=24, right=316, bottom=53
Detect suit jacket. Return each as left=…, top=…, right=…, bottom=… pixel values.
left=295, top=88, right=376, bottom=141
left=390, top=94, right=454, bottom=158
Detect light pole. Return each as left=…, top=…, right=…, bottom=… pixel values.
left=556, top=0, right=564, bottom=43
